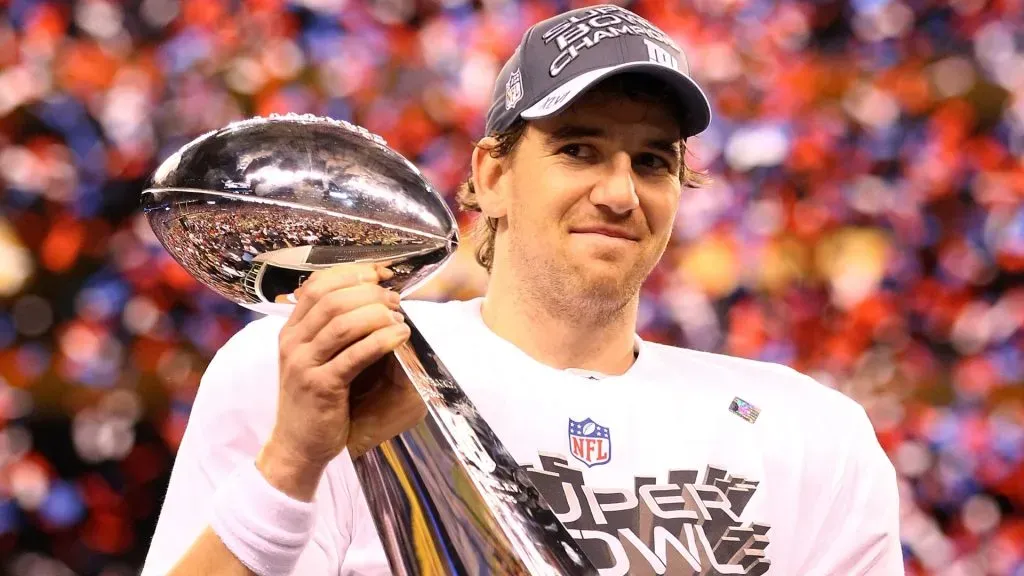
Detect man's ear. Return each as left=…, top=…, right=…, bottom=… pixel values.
left=471, top=138, right=509, bottom=220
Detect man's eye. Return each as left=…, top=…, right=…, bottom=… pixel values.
left=559, top=144, right=592, bottom=158
left=636, top=153, right=672, bottom=173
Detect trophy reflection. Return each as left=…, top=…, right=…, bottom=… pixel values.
left=141, top=114, right=597, bottom=575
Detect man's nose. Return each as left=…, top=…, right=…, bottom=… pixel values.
left=589, top=151, right=639, bottom=215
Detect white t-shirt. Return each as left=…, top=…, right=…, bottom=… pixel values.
left=142, top=298, right=903, bottom=575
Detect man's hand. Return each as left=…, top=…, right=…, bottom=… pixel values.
left=346, top=351, right=427, bottom=459
left=257, top=262, right=426, bottom=501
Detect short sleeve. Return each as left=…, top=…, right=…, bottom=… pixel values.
left=796, top=404, right=904, bottom=575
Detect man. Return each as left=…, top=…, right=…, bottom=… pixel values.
left=143, top=4, right=903, bottom=575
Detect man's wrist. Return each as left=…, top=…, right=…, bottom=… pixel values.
left=255, top=441, right=327, bottom=502
left=210, top=461, right=318, bottom=576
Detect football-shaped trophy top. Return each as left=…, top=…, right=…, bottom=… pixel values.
left=141, top=114, right=459, bottom=315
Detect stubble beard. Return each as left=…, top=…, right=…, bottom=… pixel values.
left=512, top=238, right=647, bottom=325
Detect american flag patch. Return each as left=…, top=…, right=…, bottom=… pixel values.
left=729, top=397, right=760, bottom=423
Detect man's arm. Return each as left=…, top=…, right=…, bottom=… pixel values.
left=798, top=405, right=904, bottom=575
left=167, top=527, right=275, bottom=576
left=142, top=263, right=422, bottom=576
left=140, top=319, right=338, bottom=576
left=160, top=445, right=332, bottom=576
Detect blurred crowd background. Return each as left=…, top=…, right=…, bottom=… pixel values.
left=0, top=0, right=1021, bottom=574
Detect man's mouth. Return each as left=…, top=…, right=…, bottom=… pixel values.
left=570, top=225, right=640, bottom=241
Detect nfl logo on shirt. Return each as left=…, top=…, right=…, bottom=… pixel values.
left=568, top=418, right=611, bottom=467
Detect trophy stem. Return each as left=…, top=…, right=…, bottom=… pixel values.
left=350, top=313, right=597, bottom=576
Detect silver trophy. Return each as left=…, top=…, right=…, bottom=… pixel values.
left=142, top=114, right=597, bottom=575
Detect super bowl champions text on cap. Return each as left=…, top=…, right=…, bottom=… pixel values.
left=542, top=5, right=682, bottom=77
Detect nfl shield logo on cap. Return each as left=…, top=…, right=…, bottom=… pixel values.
left=505, top=68, right=524, bottom=110
left=568, top=418, right=611, bottom=467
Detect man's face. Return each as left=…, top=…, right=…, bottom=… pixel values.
left=496, top=88, right=683, bottom=307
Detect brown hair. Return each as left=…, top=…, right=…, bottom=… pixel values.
left=456, top=73, right=711, bottom=272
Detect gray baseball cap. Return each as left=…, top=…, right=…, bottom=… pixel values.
left=484, top=4, right=712, bottom=138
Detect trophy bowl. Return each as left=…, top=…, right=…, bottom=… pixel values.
left=141, top=113, right=459, bottom=315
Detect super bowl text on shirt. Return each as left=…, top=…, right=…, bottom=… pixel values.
left=521, top=418, right=771, bottom=574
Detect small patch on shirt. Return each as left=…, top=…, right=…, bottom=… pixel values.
left=729, top=397, right=760, bottom=423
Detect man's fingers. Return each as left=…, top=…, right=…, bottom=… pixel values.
left=293, top=283, right=400, bottom=343
left=306, top=304, right=405, bottom=365
left=320, top=322, right=411, bottom=384
left=347, top=367, right=427, bottom=458
left=285, top=263, right=394, bottom=328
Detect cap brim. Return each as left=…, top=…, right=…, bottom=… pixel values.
left=519, top=62, right=712, bottom=138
